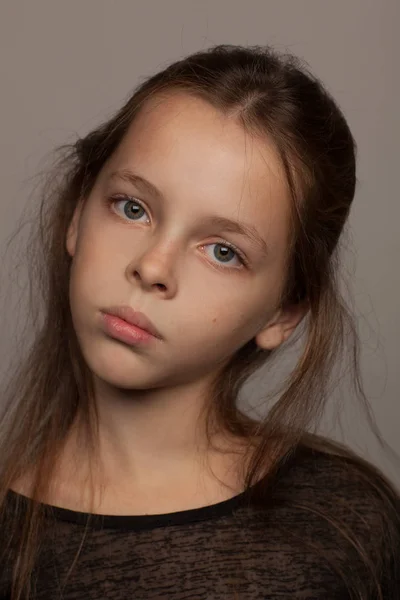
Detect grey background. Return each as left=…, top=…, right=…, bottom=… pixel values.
left=0, top=1, right=399, bottom=483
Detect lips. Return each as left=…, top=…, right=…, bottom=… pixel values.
left=102, top=306, right=162, bottom=339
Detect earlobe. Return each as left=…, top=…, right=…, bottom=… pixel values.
left=255, top=301, right=308, bottom=351
left=256, top=322, right=285, bottom=351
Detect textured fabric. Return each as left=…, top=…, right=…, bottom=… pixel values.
left=1, top=445, right=400, bottom=599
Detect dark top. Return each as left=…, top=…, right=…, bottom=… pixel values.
left=1, top=445, right=400, bottom=599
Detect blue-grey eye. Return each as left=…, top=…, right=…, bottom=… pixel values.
left=112, top=198, right=148, bottom=222
left=213, top=245, right=235, bottom=263
left=122, top=200, right=146, bottom=220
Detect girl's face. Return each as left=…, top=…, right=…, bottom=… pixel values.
left=67, top=93, right=303, bottom=391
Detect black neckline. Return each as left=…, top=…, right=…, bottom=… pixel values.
left=6, top=486, right=253, bottom=531
left=5, top=446, right=305, bottom=531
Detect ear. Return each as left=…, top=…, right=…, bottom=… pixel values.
left=255, top=301, right=308, bottom=351
left=66, top=198, right=84, bottom=258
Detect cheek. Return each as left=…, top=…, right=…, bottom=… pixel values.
left=197, top=302, right=260, bottom=347
left=201, top=281, right=280, bottom=346
left=68, top=248, right=108, bottom=316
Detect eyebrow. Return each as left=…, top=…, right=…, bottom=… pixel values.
left=107, top=169, right=270, bottom=258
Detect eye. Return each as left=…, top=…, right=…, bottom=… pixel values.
left=107, top=196, right=248, bottom=270
left=201, top=242, right=247, bottom=270
left=110, top=197, right=149, bottom=223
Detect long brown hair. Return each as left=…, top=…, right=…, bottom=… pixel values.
left=0, top=43, right=398, bottom=599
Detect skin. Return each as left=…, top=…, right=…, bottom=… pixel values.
left=60, top=92, right=306, bottom=514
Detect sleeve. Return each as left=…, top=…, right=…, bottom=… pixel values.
left=279, top=448, right=400, bottom=599
left=379, top=506, right=400, bottom=599
left=331, top=460, right=400, bottom=599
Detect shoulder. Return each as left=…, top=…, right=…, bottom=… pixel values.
left=268, top=443, right=400, bottom=597
left=279, top=443, right=400, bottom=511
left=274, top=443, right=400, bottom=532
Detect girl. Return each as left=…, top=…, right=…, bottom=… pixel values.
left=0, top=43, right=399, bottom=600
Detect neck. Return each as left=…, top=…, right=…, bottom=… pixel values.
left=43, top=375, right=250, bottom=513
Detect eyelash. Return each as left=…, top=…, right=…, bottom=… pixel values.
left=105, top=195, right=249, bottom=270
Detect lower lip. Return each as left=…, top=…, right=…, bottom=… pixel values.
left=101, top=313, right=158, bottom=345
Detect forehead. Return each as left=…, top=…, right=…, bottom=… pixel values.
left=116, top=93, right=288, bottom=191
left=102, top=93, right=292, bottom=253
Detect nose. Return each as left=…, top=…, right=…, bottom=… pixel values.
left=133, top=271, right=168, bottom=293
left=126, top=242, right=178, bottom=297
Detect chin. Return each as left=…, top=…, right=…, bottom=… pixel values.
left=83, top=348, right=167, bottom=391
